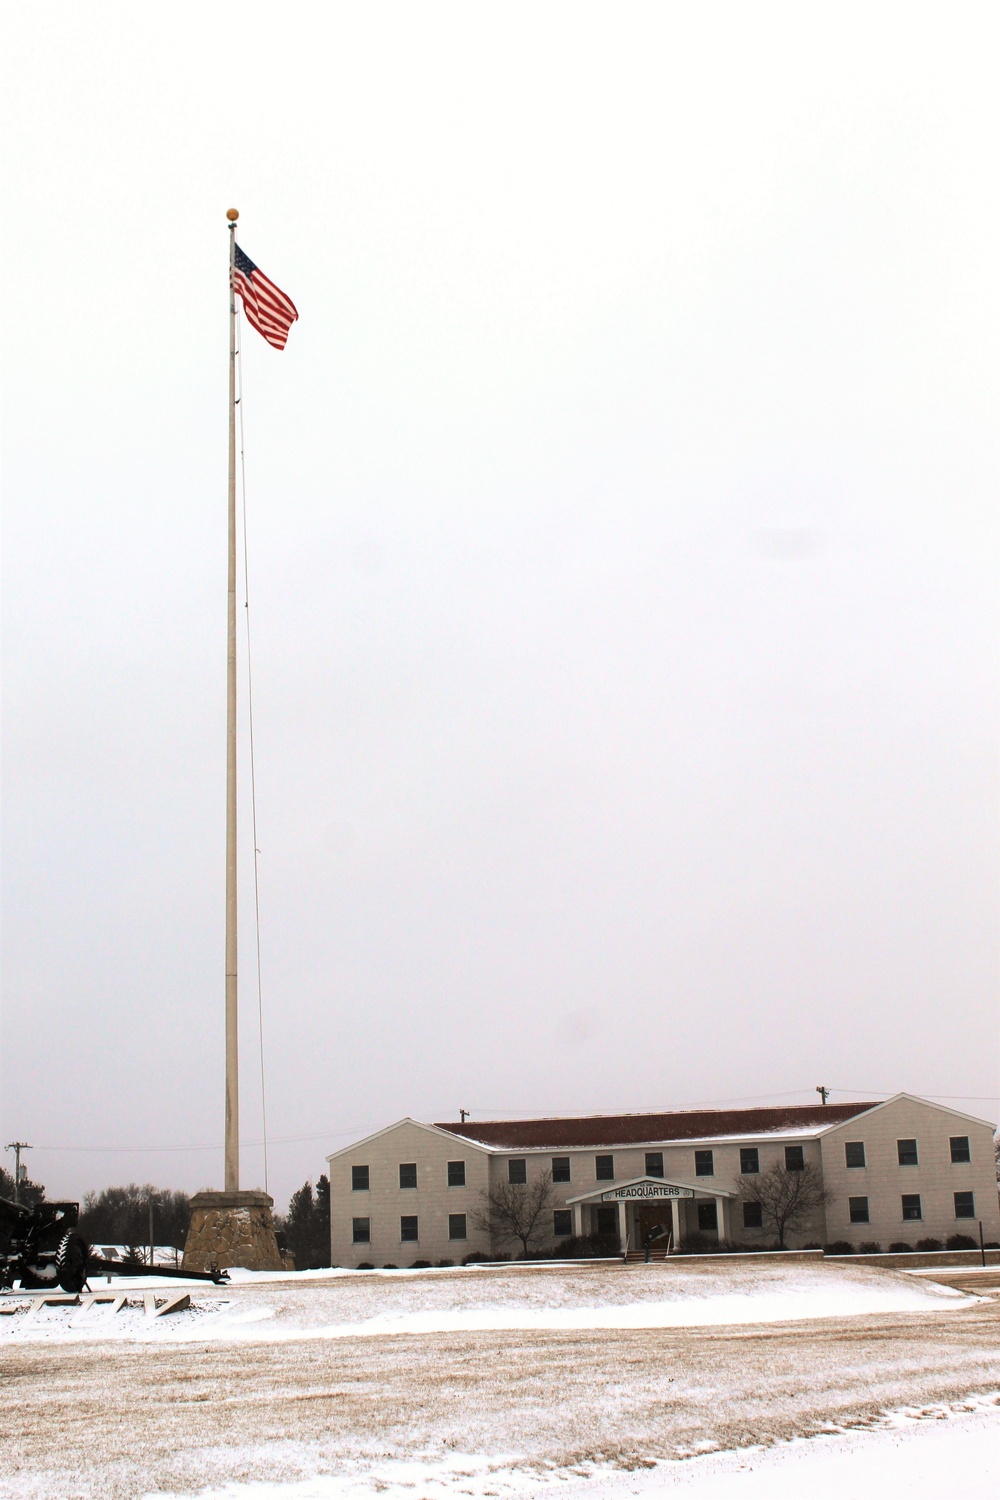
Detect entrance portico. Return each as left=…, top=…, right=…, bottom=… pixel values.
left=567, top=1176, right=734, bottom=1252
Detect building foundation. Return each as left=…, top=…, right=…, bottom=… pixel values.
left=182, top=1189, right=284, bottom=1272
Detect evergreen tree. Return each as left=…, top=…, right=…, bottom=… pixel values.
left=286, top=1180, right=316, bottom=1268
left=315, top=1174, right=331, bottom=1262
left=285, top=1176, right=331, bottom=1269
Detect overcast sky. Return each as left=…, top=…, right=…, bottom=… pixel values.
left=2, top=3, right=998, bottom=1213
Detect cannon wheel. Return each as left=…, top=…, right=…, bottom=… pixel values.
left=56, top=1231, right=89, bottom=1293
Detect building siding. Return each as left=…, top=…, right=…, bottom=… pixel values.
left=328, top=1120, right=493, bottom=1267
left=820, top=1097, right=1000, bottom=1248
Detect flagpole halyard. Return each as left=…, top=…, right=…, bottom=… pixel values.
left=225, top=208, right=240, bottom=1193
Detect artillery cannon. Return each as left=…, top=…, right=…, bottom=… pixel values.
left=0, top=1196, right=228, bottom=1291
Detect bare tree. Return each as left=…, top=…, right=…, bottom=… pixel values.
left=735, top=1162, right=832, bottom=1248
left=0, top=1165, right=44, bottom=1210
left=470, top=1170, right=554, bottom=1258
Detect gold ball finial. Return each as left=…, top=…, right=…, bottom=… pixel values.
left=226, top=208, right=239, bottom=221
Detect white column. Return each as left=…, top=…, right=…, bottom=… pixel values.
left=616, top=1200, right=625, bottom=1251
left=669, top=1198, right=680, bottom=1251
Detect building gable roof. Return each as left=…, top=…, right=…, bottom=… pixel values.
left=814, top=1093, right=998, bottom=1136
left=325, top=1117, right=490, bottom=1164
left=434, top=1101, right=880, bottom=1151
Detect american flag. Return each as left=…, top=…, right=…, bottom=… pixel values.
left=232, top=244, right=298, bottom=350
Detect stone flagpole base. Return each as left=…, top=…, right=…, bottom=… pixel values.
left=182, top=1190, right=286, bottom=1272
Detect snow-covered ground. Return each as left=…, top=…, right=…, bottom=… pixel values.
left=0, top=1257, right=977, bottom=1344
left=1, top=1259, right=995, bottom=1499
left=143, top=1392, right=1000, bottom=1499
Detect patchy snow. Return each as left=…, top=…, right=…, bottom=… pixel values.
left=142, top=1393, right=1000, bottom=1499
left=0, top=1258, right=981, bottom=1345
left=904, top=1263, right=998, bottom=1277
left=187, top=1282, right=972, bottom=1344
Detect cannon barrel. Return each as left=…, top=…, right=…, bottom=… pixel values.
left=86, top=1254, right=229, bottom=1284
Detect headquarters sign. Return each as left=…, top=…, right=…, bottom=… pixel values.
left=600, top=1181, right=696, bottom=1202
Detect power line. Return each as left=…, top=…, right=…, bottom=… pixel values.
left=19, top=1089, right=998, bottom=1157
left=464, top=1089, right=998, bottom=1116
left=25, top=1126, right=365, bottom=1155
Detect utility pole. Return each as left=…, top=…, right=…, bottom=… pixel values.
left=815, top=1086, right=830, bottom=1106
left=459, top=1109, right=470, bottom=1124
left=5, top=1142, right=32, bottom=1205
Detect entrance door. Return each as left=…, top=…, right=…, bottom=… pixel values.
left=635, top=1203, right=671, bottom=1248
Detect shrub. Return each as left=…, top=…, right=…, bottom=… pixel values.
left=945, top=1234, right=978, bottom=1251
left=675, top=1235, right=756, bottom=1256
left=381, top=1263, right=398, bottom=1269
left=355, top=1262, right=374, bottom=1270
left=858, top=1241, right=882, bottom=1255
left=916, top=1238, right=943, bottom=1252
left=802, top=1242, right=822, bottom=1250
left=677, top=1233, right=714, bottom=1255
left=888, top=1242, right=912, bottom=1253
left=410, top=1259, right=432, bottom=1269
left=539, top=1234, right=618, bottom=1260
left=435, top=1259, right=455, bottom=1268
left=824, top=1241, right=854, bottom=1255
left=461, top=1252, right=510, bottom=1265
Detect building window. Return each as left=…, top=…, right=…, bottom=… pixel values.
left=552, top=1157, right=571, bottom=1183
left=901, top=1194, right=922, bottom=1221
left=697, top=1201, right=718, bottom=1233
left=954, top=1192, right=975, bottom=1219
left=740, top=1148, right=759, bottom=1175
left=447, top=1160, right=466, bottom=1187
left=845, top=1141, right=866, bottom=1169
left=694, top=1150, right=714, bottom=1177
left=508, top=1158, right=527, bottom=1185
left=399, top=1162, right=417, bottom=1190
left=352, top=1217, right=370, bottom=1244
left=400, top=1216, right=419, bottom=1242
left=849, top=1197, right=870, bottom=1224
left=897, top=1139, right=918, bottom=1166
left=742, top=1201, right=763, bottom=1229
left=553, top=1210, right=572, bottom=1237
left=596, top=1206, right=618, bottom=1237
left=448, top=1213, right=467, bottom=1240
left=595, top=1154, right=615, bottom=1181
left=352, top=1165, right=370, bottom=1192
left=784, top=1145, right=805, bottom=1172
left=645, top=1152, right=664, bottom=1178
left=950, top=1136, right=971, bottom=1164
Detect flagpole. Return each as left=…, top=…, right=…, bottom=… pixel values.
left=225, top=207, right=240, bottom=1193
left=182, top=212, right=290, bottom=1273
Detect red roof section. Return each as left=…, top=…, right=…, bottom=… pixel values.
left=434, top=1102, right=879, bottom=1150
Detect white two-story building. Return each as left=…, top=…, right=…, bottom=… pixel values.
left=326, top=1095, right=999, bottom=1268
